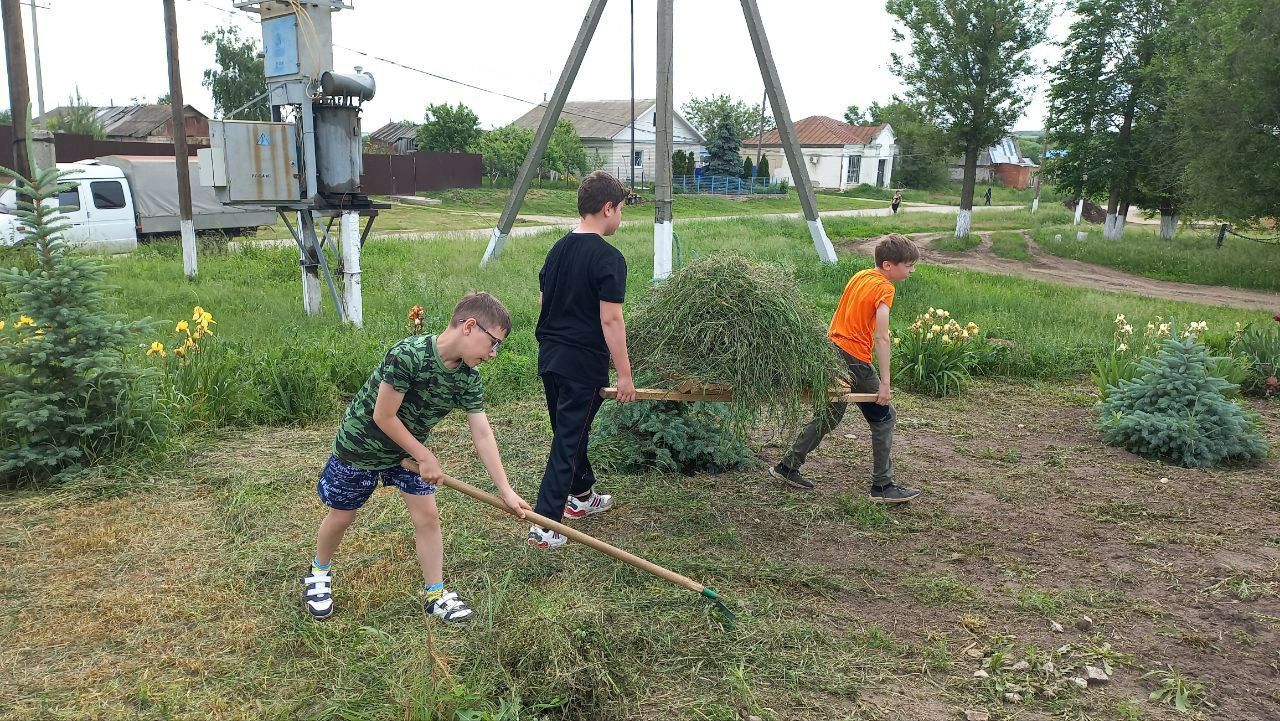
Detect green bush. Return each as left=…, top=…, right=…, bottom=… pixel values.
left=1098, top=337, right=1268, bottom=468
left=1229, top=319, right=1280, bottom=397
left=589, top=400, right=758, bottom=474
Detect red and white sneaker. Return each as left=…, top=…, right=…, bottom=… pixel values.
left=563, top=489, right=614, bottom=520
left=527, top=525, right=568, bottom=549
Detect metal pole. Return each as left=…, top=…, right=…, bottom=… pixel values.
left=481, top=0, right=609, bottom=266
left=162, top=0, right=197, bottom=279
left=26, top=0, right=43, bottom=125
left=2, top=0, right=32, bottom=181
left=739, top=0, right=836, bottom=264
left=653, top=0, right=674, bottom=280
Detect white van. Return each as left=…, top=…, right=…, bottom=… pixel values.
left=0, top=157, right=276, bottom=253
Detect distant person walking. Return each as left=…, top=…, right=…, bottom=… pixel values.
left=983, top=187, right=993, bottom=206
left=891, top=190, right=902, bottom=214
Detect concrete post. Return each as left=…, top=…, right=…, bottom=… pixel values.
left=653, top=0, right=674, bottom=280
left=340, top=211, right=362, bottom=327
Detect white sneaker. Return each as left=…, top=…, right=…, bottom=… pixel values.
left=527, top=524, right=568, bottom=549
left=425, top=590, right=474, bottom=624
left=563, top=489, right=614, bottom=521
left=302, top=568, right=334, bottom=620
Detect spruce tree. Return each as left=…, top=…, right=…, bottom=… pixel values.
left=742, top=156, right=754, bottom=180
left=757, top=155, right=770, bottom=182
left=0, top=132, right=151, bottom=483
left=705, top=118, right=743, bottom=177
left=1098, top=337, right=1268, bottom=468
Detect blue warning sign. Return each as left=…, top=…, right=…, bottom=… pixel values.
left=257, top=133, right=271, bottom=146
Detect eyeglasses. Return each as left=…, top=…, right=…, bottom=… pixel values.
left=473, top=320, right=504, bottom=354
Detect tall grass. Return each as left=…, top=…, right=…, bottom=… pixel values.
left=1033, top=224, right=1280, bottom=293
left=990, top=231, right=1032, bottom=260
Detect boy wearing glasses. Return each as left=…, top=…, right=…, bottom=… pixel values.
left=528, top=171, right=636, bottom=549
left=302, top=292, right=531, bottom=624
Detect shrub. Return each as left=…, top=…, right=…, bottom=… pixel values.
left=1229, top=317, right=1280, bottom=397
left=1098, top=337, right=1268, bottom=468
left=892, top=307, right=989, bottom=396
left=0, top=152, right=153, bottom=483
left=589, top=400, right=757, bottom=474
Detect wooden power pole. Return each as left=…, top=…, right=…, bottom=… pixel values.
left=2, top=0, right=32, bottom=179
left=162, top=0, right=197, bottom=278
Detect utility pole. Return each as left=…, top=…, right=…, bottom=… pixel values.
left=162, top=0, right=197, bottom=278
left=26, top=0, right=44, bottom=126
left=629, top=0, right=635, bottom=189
left=653, top=0, right=673, bottom=279
left=754, top=89, right=766, bottom=180
left=2, top=0, right=32, bottom=180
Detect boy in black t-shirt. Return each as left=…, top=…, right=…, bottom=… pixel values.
left=528, top=171, right=636, bottom=549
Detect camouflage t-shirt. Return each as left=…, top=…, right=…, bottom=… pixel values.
left=333, top=335, right=485, bottom=469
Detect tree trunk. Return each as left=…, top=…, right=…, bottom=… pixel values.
left=1159, top=207, right=1178, bottom=240
left=955, top=142, right=979, bottom=239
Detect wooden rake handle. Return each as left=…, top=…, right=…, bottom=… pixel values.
left=600, top=387, right=881, bottom=403
left=399, top=459, right=707, bottom=594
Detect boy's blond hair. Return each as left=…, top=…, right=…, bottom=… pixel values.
left=874, top=233, right=920, bottom=267
left=451, top=292, right=511, bottom=333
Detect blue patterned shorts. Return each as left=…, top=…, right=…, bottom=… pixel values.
left=317, top=455, right=436, bottom=510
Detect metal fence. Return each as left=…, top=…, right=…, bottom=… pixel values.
left=674, top=175, right=780, bottom=194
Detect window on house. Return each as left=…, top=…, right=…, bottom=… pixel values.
left=633, top=150, right=644, bottom=168
left=846, top=156, right=861, bottom=184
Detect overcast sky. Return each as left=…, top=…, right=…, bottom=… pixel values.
left=1, top=0, right=1069, bottom=134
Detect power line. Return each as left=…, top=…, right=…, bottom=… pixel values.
left=186, top=0, right=644, bottom=133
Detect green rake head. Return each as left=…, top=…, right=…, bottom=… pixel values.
left=701, top=587, right=735, bottom=627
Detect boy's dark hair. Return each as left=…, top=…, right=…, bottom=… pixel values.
left=577, top=171, right=629, bottom=217
left=874, top=233, right=920, bottom=267
left=451, top=292, right=511, bottom=334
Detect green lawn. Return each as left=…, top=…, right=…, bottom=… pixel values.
left=420, top=187, right=886, bottom=219
left=990, top=230, right=1032, bottom=260
left=251, top=199, right=548, bottom=240
left=1033, top=223, right=1280, bottom=294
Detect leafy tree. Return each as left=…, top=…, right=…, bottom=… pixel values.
left=415, top=102, right=481, bottom=153
left=742, top=156, right=754, bottom=180
left=887, top=0, right=1049, bottom=239
left=45, top=88, right=105, bottom=139
left=542, top=119, right=587, bottom=177
left=843, top=105, right=871, bottom=125
left=0, top=109, right=10, bottom=124
left=0, top=132, right=152, bottom=483
left=201, top=27, right=268, bottom=121
left=705, top=117, right=743, bottom=177
left=869, top=100, right=949, bottom=189
left=477, top=123, right=534, bottom=185
left=1047, top=0, right=1170, bottom=240
left=681, top=94, right=773, bottom=140
left=1172, top=0, right=1279, bottom=224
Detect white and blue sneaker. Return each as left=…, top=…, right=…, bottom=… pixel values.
left=302, top=568, right=334, bottom=620
left=563, top=489, right=614, bottom=520
left=426, top=591, right=475, bottom=624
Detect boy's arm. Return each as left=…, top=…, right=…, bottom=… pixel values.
left=873, top=303, right=893, bottom=405
left=600, top=300, right=635, bottom=402
left=372, top=382, right=444, bottom=482
left=467, top=412, right=530, bottom=518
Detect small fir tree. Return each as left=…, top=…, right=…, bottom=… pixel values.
left=742, top=156, right=754, bottom=180
left=0, top=132, right=151, bottom=483
left=1098, top=337, right=1268, bottom=468
left=705, top=117, right=744, bottom=177
left=757, top=155, right=770, bottom=182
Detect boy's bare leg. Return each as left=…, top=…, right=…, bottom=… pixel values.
left=400, top=490, right=444, bottom=586
left=315, top=508, right=357, bottom=565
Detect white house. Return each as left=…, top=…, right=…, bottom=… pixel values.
left=512, top=99, right=704, bottom=183
left=744, top=116, right=896, bottom=190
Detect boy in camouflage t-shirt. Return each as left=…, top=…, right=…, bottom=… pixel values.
left=302, top=292, right=530, bottom=624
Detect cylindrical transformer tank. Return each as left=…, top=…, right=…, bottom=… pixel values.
left=314, top=105, right=362, bottom=194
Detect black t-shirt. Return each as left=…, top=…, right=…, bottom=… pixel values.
left=536, top=232, right=628, bottom=387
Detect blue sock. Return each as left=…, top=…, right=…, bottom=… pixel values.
left=424, top=581, right=445, bottom=602
left=312, top=556, right=332, bottom=572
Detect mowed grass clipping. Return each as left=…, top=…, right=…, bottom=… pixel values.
left=627, top=254, right=844, bottom=430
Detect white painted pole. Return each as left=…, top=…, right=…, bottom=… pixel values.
left=341, top=211, right=362, bottom=327
left=299, top=212, right=322, bottom=316
left=1074, top=198, right=1084, bottom=225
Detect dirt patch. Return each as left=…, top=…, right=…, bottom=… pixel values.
left=846, top=231, right=1280, bottom=312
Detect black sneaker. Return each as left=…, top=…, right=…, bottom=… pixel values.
left=302, top=568, right=334, bottom=620
left=425, top=591, right=475, bottom=624
left=869, top=484, right=922, bottom=504
left=770, top=464, right=815, bottom=490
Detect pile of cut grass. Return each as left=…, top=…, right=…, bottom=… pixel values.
left=627, top=254, right=843, bottom=431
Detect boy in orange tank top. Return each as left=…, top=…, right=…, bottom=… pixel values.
left=770, top=234, right=922, bottom=502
